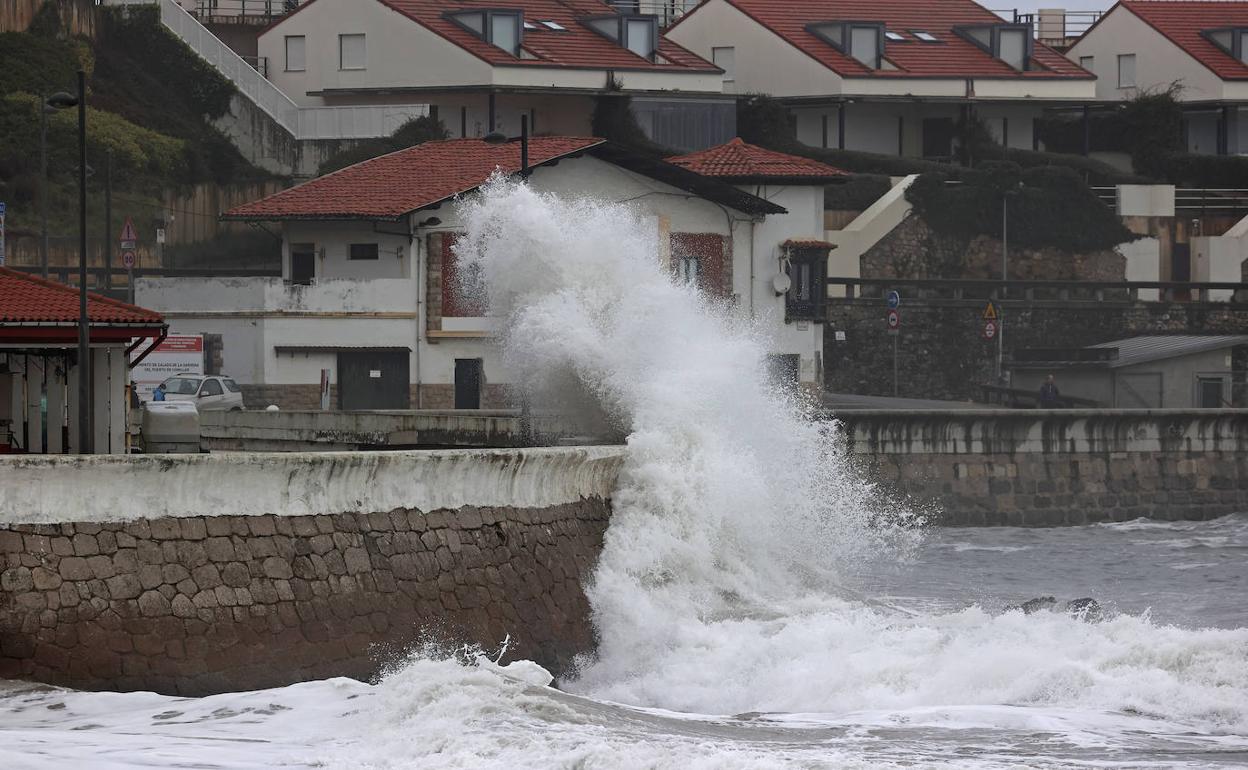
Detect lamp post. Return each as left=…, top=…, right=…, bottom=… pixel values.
left=41, top=90, right=78, bottom=278
left=999, top=183, right=1023, bottom=384
left=48, top=76, right=89, bottom=452
left=482, top=113, right=530, bottom=176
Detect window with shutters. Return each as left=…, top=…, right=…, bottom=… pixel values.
left=339, top=34, right=366, bottom=70
left=784, top=243, right=829, bottom=321
left=440, top=234, right=488, bottom=317
left=670, top=233, right=729, bottom=297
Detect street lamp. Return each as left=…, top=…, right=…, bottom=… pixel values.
left=48, top=76, right=89, bottom=452
left=41, top=90, right=77, bottom=279
left=998, top=182, right=1023, bottom=384
left=482, top=113, right=530, bottom=176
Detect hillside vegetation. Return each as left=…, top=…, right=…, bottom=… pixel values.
left=0, top=2, right=271, bottom=249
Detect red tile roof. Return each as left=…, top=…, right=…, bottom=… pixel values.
left=225, top=137, right=605, bottom=221
left=667, top=138, right=849, bottom=181
left=0, top=267, right=164, bottom=326
left=1119, top=1, right=1248, bottom=80
left=276, top=0, right=718, bottom=73
left=672, top=0, right=1092, bottom=79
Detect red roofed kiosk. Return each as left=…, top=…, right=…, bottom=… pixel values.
left=0, top=268, right=167, bottom=454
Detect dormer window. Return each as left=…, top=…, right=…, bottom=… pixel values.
left=1204, top=28, right=1248, bottom=64
left=583, top=14, right=659, bottom=60
left=807, top=21, right=884, bottom=69
left=955, top=23, right=1032, bottom=70
left=447, top=9, right=523, bottom=56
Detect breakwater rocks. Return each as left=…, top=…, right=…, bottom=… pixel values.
left=0, top=447, right=626, bottom=695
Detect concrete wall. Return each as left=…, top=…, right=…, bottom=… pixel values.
left=1012, top=348, right=1238, bottom=409
left=0, top=446, right=624, bottom=694
left=837, top=409, right=1248, bottom=526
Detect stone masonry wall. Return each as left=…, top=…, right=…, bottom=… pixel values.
left=837, top=410, right=1248, bottom=526
left=0, top=501, right=608, bottom=696
left=826, top=302, right=1248, bottom=402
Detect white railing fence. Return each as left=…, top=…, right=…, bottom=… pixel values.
left=106, top=0, right=428, bottom=141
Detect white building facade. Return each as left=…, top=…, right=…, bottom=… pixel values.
left=255, top=0, right=734, bottom=150
left=1066, top=0, right=1248, bottom=155
left=137, top=137, right=838, bottom=410
left=665, top=0, right=1096, bottom=158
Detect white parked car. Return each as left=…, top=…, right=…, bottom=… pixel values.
left=157, top=374, right=245, bottom=411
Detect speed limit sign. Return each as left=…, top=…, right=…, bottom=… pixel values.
left=982, top=319, right=998, bottom=340
left=122, top=249, right=136, bottom=269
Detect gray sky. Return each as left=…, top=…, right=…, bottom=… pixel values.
left=991, top=0, right=1113, bottom=17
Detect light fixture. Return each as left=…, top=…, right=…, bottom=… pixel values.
left=418, top=216, right=442, bottom=228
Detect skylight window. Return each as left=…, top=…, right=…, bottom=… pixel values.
left=446, top=9, right=524, bottom=55
left=523, top=21, right=538, bottom=30
left=540, top=20, right=566, bottom=31
left=912, top=30, right=938, bottom=42
left=885, top=31, right=906, bottom=42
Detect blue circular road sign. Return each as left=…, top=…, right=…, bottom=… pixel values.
left=886, top=290, right=901, bottom=309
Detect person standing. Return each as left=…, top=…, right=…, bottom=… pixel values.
left=1038, top=374, right=1061, bottom=409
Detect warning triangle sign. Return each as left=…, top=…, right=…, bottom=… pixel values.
left=120, top=217, right=138, bottom=244
left=982, top=301, right=998, bottom=320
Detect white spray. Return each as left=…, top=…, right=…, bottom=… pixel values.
left=452, top=177, right=1248, bottom=727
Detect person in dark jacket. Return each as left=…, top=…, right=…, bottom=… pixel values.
left=1038, top=374, right=1061, bottom=408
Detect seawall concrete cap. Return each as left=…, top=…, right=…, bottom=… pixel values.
left=0, top=446, right=627, bottom=524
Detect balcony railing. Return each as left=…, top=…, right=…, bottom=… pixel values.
left=1091, top=187, right=1248, bottom=216
left=991, top=9, right=1102, bottom=44
left=191, top=0, right=300, bottom=23
left=827, top=277, right=1248, bottom=305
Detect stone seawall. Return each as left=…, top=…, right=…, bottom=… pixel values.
left=836, top=410, right=1248, bottom=525
left=0, top=448, right=626, bottom=695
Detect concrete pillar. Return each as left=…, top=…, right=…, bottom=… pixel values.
left=92, top=348, right=111, bottom=454
left=26, top=357, right=43, bottom=454
left=109, top=347, right=126, bottom=455
left=46, top=361, right=65, bottom=454
left=67, top=362, right=80, bottom=454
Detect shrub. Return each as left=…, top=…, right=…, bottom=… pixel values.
left=1161, top=153, right=1248, bottom=188
left=907, top=164, right=1138, bottom=253
left=589, top=74, right=678, bottom=158
left=824, top=174, right=891, bottom=210
left=317, top=115, right=449, bottom=176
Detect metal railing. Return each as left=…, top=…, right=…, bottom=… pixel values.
left=192, top=0, right=300, bottom=21
left=979, top=384, right=1102, bottom=409
left=991, top=9, right=1102, bottom=43
left=609, top=0, right=701, bottom=26
left=1091, top=187, right=1248, bottom=216
left=113, top=0, right=429, bottom=140
left=827, top=277, right=1248, bottom=305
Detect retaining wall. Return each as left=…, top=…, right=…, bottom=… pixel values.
left=0, top=447, right=625, bottom=695
left=836, top=409, right=1248, bottom=525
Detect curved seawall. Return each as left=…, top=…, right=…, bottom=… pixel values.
left=0, top=447, right=626, bottom=695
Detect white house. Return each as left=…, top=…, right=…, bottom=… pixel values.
left=1067, top=1, right=1248, bottom=155
left=665, top=0, right=1096, bottom=157
left=255, top=0, right=734, bottom=150
left=136, top=136, right=843, bottom=409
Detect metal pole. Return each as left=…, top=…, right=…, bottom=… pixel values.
left=520, top=114, right=529, bottom=176
left=76, top=70, right=90, bottom=454
left=104, top=149, right=112, bottom=290
left=893, top=333, right=899, bottom=398
left=998, top=194, right=1007, bottom=383
left=40, top=95, right=49, bottom=279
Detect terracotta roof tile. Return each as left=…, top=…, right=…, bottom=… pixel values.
left=666, top=138, right=849, bottom=180
left=0, top=268, right=164, bottom=325
left=225, top=137, right=605, bottom=220
left=279, top=0, right=719, bottom=73
left=1120, top=1, right=1248, bottom=80
left=676, top=0, right=1092, bottom=79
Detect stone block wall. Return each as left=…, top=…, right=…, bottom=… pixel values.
left=0, top=502, right=608, bottom=696
left=837, top=410, right=1248, bottom=525
left=826, top=302, right=1248, bottom=402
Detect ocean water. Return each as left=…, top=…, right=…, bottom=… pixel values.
left=4, top=180, right=1247, bottom=768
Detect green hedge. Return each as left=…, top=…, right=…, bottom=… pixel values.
left=824, top=174, right=891, bottom=210
left=1161, top=153, right=1248, bottom=188
left=317, top=115, right=449, bottom=176
left=907, top=164, right=1138, bottom=253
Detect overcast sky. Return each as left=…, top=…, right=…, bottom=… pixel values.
left=991, top=0, right=1114, bottom=17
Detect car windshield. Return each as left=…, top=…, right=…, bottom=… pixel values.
left=163, top=377, right=202, bottom=395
